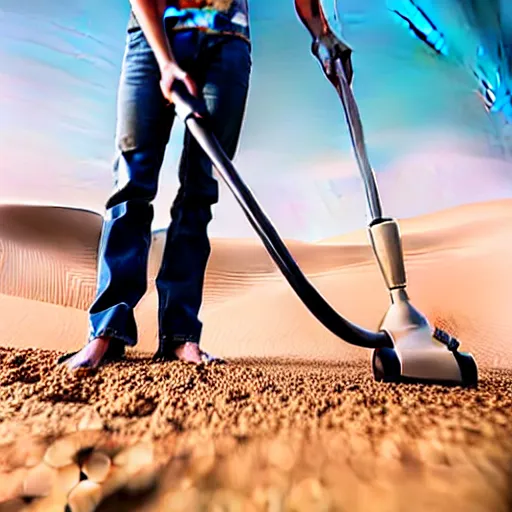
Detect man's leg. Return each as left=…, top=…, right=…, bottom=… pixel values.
left=63, top=28, right=175, bottom=369
left=155, top=34, right=252, bottom=362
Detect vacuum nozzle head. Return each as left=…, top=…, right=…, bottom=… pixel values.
left=371, top=291, right=477, bottom=387
left=372, top=317, right=477, bottom=387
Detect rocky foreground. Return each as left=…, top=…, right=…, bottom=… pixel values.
left=0, top=347, right=511, bottom=511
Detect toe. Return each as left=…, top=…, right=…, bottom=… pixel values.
left=56, top=351, right=79, bottom=365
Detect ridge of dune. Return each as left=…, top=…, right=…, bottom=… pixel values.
left=317, top=198, right=512, bottom=245
left=0, top=199, right=510, bottom=367
left=0, top=205, right=102, bottom=310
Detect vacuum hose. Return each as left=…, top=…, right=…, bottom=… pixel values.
left=170, top=81, right=393, bottom=350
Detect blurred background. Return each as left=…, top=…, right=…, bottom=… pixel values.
left=1, top=0, right=511, bottom=241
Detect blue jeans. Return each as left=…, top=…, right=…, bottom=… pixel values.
left=88, top=28, right=251, bottom=356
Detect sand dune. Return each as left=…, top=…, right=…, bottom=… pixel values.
left=1, top=200, right=512, bottom=511
left=0, top=200, right=511, bottom=368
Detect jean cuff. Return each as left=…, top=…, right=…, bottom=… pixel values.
left=160, top=334, right=200, bottom=346
left=88, top=328, right=136, bottom=347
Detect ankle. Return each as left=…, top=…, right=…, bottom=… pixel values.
left=91, top=336, right=111, bottom=344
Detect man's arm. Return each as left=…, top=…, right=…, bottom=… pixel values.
left=129, top=0, right=197, bottom=101
left=129, top=0, right=174, bottom=69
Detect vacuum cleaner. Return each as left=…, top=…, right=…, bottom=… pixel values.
left=163, top=0, right=478, bottom=386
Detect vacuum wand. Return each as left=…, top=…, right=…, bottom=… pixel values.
left=293, top=0, right=478, bottom=386
left=332, top=58, right=383, bottom=221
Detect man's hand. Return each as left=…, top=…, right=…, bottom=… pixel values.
left=128, top=0, right=199, bottom=103
left=159, top=61, right=198, bottom=104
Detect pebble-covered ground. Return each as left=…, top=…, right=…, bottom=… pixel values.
left=0, top=347, right=511, bottom=511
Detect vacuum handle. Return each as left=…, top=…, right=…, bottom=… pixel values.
left=169, top=80, right=208, bottom=121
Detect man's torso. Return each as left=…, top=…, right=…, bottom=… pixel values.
left=128, top=0, right=250, bottom=42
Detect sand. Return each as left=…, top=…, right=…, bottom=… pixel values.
left=0, top=199, right=511, bottom=511
left=0, top=354, right=511, bottom=511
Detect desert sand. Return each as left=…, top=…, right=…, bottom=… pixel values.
left=0, top=199, right=511, bottom=511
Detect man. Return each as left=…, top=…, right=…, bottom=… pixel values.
left=59, top=0, right=252, bottom=369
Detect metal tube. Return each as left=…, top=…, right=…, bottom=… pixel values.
left=333, top=58, right=383, bottom=221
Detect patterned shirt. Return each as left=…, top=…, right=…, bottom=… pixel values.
left=128, top=1, right=250, bottom=43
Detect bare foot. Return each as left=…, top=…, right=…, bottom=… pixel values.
left=64, top=337, right=111, bottom=370
left=174, top=342, right=222, bottom=364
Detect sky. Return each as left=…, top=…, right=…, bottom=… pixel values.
left=0, top=0, right=511, bottom=240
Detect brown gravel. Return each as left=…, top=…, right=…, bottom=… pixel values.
left=0, top=347, right=511, bottom=512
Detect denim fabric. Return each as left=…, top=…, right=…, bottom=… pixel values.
left=88, top=28, right=251, bottom=355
